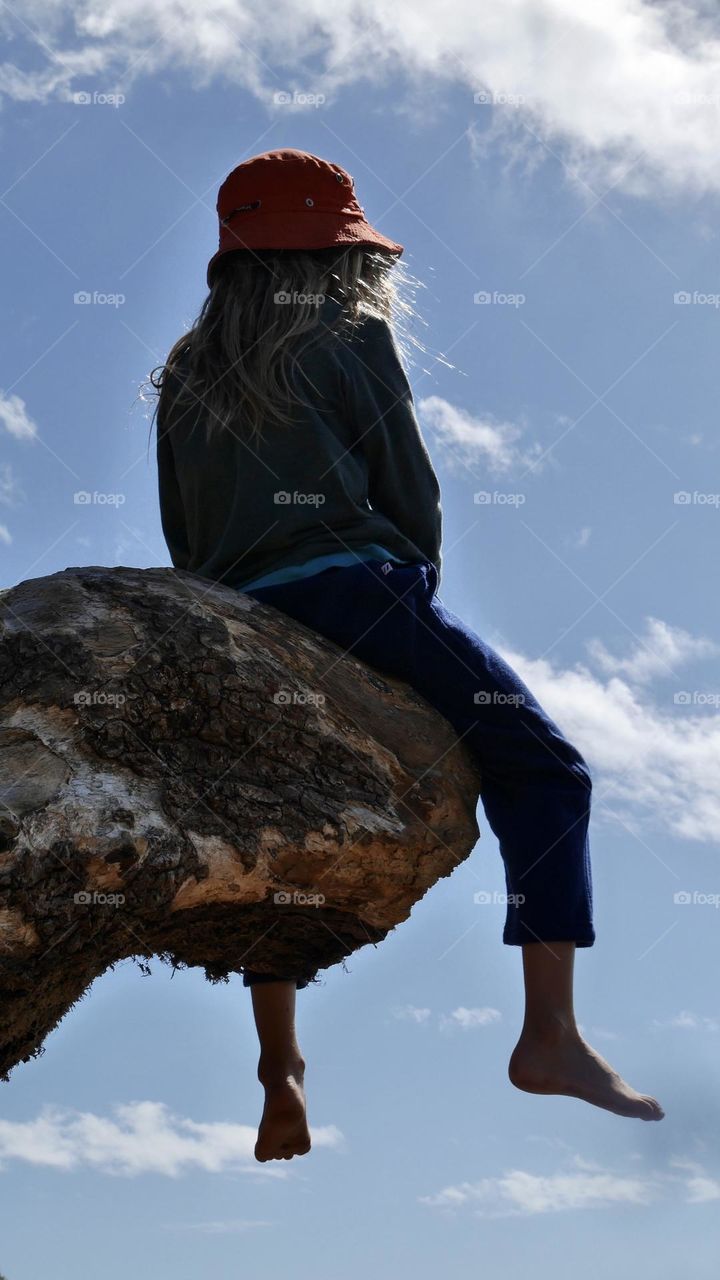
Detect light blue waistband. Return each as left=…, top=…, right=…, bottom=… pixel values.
left=238, top=544, right=407, bottom=592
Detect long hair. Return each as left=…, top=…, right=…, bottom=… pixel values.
left=146, top=245, right=426, bottom=449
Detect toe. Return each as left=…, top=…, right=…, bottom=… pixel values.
left=643, top=1096, right=665, bottom=1120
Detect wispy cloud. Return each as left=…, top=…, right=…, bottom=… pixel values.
left=0, top=463, right=24, bottom=506
left=0, top=1102, right=343, bottom=1177
left=420, top=397, right=542, bottom=475
left=572, top=526, right=592, bottom=550
left=577, top=1023, right=619, bottom=1042
left=0, top=391, right=37, bottom=441
left=421, top=1154, right=720, bottom=1217
left=652, top=1010, right=719, bottom=1032
left=392, top=1004, right=432, bottom=1024
left=393, top=1005, right=502, bottom=1030
left=501, top=619, right=720, bottom=843
left=4, top=3, right=720, bottom=197
left=671, top=1160, right=720, bottom=1204
left=685, top=1176, right=720, bottom=1204
left=587, top=617, right=720, bottom=685
left=0, top=524, right=12, bottom=545
left=421, top=1168, right=656, bottom=1216
left=439, top=1007, right=502, bottom=1031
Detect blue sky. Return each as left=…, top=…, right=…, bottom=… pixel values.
left=1, top=2, right=720, bottom=1277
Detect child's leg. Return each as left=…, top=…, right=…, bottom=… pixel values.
left=507, top=942, right=663, bottom=1119
left=249, top=980, right=311, bottom=1161
left=245, top=562, right=664, bottom=1119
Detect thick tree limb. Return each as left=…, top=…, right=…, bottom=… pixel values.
left=0, top=566, right=481, bottom=1080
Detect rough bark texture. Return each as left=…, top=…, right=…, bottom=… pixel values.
left=0, top=566, right=482, bottom=1080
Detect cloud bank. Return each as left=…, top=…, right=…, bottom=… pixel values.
left=501, top=616, right=720, bottom=844
left=0, top=1101, right=342, bottom=1176
left=4, top=2, right=720, bottom=197
left=421, top=1154, right=720, bottom=1216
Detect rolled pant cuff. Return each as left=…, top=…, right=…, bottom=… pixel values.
left=242, top=970, right=311, bottom=989
left=503, top=925, right=596, bottom=947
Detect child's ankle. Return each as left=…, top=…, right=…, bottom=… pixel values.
left=257, top=1050, right=305, bottom=1085
left=520, top=1011, right=578, bottom=1042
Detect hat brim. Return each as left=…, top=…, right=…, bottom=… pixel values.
left=207, top=211, right=403, bottom=287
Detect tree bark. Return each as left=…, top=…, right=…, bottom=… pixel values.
left=0, top=566, right=481, bottom=1080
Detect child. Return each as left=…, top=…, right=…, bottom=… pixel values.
left=153, top=148, right=664, bottom=1162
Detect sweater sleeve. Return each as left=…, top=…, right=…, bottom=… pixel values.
left=156, top=385, right=192, bottom=571
left=345, top=317, right=443, bottom=582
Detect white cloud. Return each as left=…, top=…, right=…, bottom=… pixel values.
left=685, top=1176, right=720, bottom=1203
left=0, top=391, right=37, bottom=441
left=562, top=524, right=592, bottom=551
left=0, top=1102, right=342, bottom=1177
left=393, top=1004, right=501, bottom=1029
left=420, top=397, right=542, bottom=475
left=421, top=1169, right=656, bottom=1216
left=500, top=620, right=720, bottom=843
left=439, top=1006, right=502, bottom=1031
left=0, top=524, right=12, bottom=545
left=652, top=1010, right=720, bottom=1032
left=577, top=1023, right=619, bottom=1042
left=421, top=1155, right=720, bottom=1217
left=393, top=1004, right=432, bottom=1023
left=5, top=2, right=720, bottom=198
left=587, top=617, right=720, bottom=684
left=670, top=1159, right=720, bottom=1203
left=0, top=463, right=24, bottom=506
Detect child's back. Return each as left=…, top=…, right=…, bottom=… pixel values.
left=157, top=299, right=442, bottom=593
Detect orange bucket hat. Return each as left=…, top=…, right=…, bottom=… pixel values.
left=207, top=148, right=404, bottom=286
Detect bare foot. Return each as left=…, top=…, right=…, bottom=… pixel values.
left=508, top=1020, right=664, bottom=1120
left=255, top=1056, right=311, bottom=1162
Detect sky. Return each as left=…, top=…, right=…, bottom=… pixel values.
left=1, top=1, right=720, bottom=1276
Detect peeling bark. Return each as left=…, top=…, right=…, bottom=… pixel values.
left=0, top=566, right=482, bottom=1080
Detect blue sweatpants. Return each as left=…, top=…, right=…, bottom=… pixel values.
left=241, top=558, right=594, bottom=989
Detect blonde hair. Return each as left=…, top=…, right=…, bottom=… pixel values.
left=147, top=246, right=425, bottom=449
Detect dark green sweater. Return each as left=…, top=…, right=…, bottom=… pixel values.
left=156, top=298, right=443, bottom=591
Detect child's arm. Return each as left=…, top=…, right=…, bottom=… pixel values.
left=345, top=317, right=443, bottom=581
left=156, top=388, right=192, bottom=571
